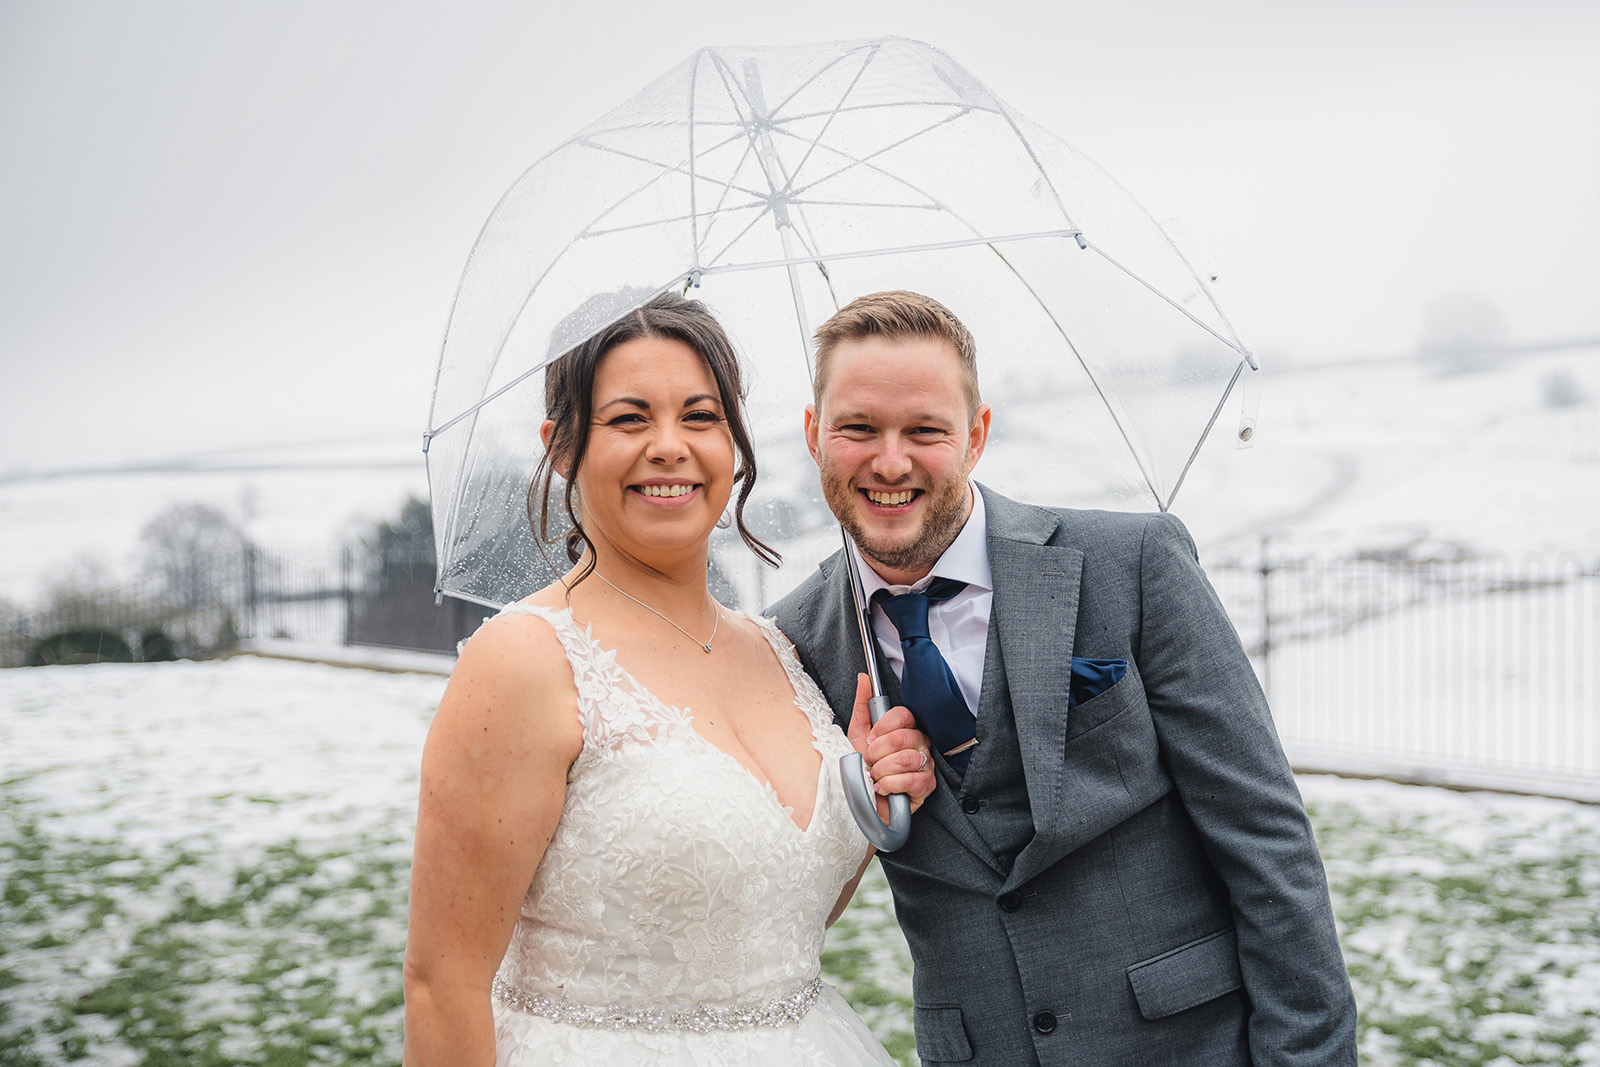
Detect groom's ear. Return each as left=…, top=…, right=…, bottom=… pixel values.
left=967, top=403, right=992, bottom=468
left=804, top=404, right=822, bottom=466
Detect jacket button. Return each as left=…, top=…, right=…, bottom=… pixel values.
left=998, top=891, right=1021, bottom=912
left=960, top=796, right=981, bottom=814
left=1032, top=1010, right=1057, bottom=1034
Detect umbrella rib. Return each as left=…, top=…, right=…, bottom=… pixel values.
left=428, top=280, right=687, bottom=441
left=1082, top=239, right=1252, bottom=362
left=764, top=41, right=881, bottom=121
left=766, top=47, right=888, bottom=264
left=575, top=136, right=772, bottom=207
left=774, top=44, right=881, bottom=198
left=772, top=100, right=1000, bottom=124
left=688, top=53, right=702, bottom=267
left=781, top=109, right=973, bottom=203
left=583, top=207, right=765, bottom=240
left=700, top=52, right=819, bottom=270
left=699, top=138, right=763, bottom=255
left=785, top=197, right=946, bottom=210
left=986, top=242, right=1163, bottom=507
left=1162, top=360, right=1249, bottom=512
left=693, top=229, right=1081, bottom=274
left=699, top=52, right=772, bottom=259
left=457, top=148, right=700, bottom=411
left=700, top=201, right=783, bottom=270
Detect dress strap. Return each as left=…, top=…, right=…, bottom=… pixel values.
left=493, top=601, right=587, bottom=658
left=491, top=601, right=688, bottom=753
left=749, top=614, right=838, bottom=733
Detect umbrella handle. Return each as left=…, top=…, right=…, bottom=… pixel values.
left=839, top=694, right=912, bottom=852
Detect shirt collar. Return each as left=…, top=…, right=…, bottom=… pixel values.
left=848, top=481, right=993, bottom=598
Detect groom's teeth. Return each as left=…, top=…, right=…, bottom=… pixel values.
left=640, top=484, right=694, bottom=497
left=866, top=490, right=915, bottom=506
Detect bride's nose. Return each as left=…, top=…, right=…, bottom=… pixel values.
left=646, top=421, right=690, bottom=465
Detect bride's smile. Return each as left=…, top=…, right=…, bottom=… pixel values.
left=561, top=334, right=736, bottom=563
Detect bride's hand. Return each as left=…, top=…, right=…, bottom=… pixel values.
left=847, top=673, right=938, bottom=815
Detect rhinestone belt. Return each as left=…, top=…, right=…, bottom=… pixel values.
left=491, top=974, right=823, bottom=1033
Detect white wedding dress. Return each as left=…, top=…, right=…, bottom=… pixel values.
left=489, top=603, right=898, bottom=1067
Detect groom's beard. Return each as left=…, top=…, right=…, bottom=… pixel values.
left=822, top=465, right=971, bottom=579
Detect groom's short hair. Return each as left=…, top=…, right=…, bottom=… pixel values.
left=812, top=291, right=980, bottom=417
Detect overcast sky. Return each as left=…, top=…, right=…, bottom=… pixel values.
left=3, top=0, right=1597, bottom=475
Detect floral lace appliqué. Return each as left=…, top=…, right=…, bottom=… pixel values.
left=486, top=604, right=868, bottom=1038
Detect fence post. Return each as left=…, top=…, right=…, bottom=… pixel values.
left=343, top=546, right=355, bottom=647
left=243, top=545, right=259, bottom=641
left=1259, top=536, right=1273, bottom=705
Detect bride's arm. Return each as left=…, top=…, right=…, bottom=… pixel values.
left=402, top=615, right=584, bottom=1067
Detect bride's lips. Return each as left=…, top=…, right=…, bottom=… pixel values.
left=629, top=481, right=703, bottom=507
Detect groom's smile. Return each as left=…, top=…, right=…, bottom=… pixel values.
left=805, top=334, right=991, bottom=586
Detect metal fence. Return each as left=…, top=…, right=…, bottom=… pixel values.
left=7, top=538, right=1597, bottom=799
left=0, top=545, right=480, bottom=667
left=1205, top=548, right=1600, bottom=794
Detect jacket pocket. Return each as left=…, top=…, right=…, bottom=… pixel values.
left=913, top=1004, right=974, bottom=1063
left=1126, top=927, right=1243, bottom=1021
left=1064, top=665, right=1140, bottom=739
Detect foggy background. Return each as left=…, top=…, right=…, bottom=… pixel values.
left=2, top=0, right=1598, bottom=596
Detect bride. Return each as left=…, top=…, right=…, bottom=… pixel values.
left=402, top=292, right=936, bottom=1066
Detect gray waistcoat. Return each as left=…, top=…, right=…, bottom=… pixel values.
left=952, top=621, right=1034, bottom=872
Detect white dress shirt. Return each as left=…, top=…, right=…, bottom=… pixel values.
left=848, top=483, right=993, bottom=718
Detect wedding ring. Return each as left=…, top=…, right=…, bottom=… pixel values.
left=917, top=749, right=929, bottom=772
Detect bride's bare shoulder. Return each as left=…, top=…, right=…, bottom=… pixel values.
left=455, top=581, right=573, bottom=669
left=444, top=584, right=580, bottom=715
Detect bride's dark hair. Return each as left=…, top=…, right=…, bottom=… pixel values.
left=528, top=291, right=779, bottom=587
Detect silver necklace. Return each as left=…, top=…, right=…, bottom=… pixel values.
left=593, top=572, right=719, bottom=653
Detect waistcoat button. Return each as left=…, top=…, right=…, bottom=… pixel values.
left=961, top=796, right=981, bottom=814
left=1033, top=1010, right=1057, bottom=1034
left=998, top=891, right=1021, bottom=912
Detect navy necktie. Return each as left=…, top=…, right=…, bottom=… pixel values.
left=876, top=577, right=976, bottom=775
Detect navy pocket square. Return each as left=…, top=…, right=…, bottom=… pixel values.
left=1068, top=657, right=1127, bottom=710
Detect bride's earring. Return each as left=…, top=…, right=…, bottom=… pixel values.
left=715, top=510, right=732, bottom=530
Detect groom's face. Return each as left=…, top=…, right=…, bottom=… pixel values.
left=805, top=335, right=990, bottom=586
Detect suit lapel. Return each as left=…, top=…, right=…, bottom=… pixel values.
left=979, top=490, right=1087, bottom=893
left=809, top=553, right=871, bottom=731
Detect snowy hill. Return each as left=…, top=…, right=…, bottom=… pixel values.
left=2, top=343, right=1597, bottom=606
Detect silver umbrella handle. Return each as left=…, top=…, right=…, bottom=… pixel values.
left=837, top=527, right=912, bottom=852
left=840, top=701, right=912, bottom=851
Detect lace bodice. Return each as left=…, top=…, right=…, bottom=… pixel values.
left=491, top=604, right=870, bottom=1015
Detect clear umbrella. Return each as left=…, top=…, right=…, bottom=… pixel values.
left=425, top=37, right=1256, bottom=615
left=425, top=36, right=1261, bottom=850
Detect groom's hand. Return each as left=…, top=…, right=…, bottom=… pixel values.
left=848, top=673, right=938, bottom=813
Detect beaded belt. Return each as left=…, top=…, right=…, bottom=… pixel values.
left=491, top=974, right=823, bottom=1034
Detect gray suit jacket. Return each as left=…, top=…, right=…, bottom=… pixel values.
left=770, top=486, right=1357, bottom=1067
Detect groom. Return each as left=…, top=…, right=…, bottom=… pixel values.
left=772, top=292, right=1357, bottom=1066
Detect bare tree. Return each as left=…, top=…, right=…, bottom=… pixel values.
left=139, top=502, right=252, bottom=613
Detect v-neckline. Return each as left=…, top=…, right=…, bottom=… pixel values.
left=559, top=606, right=828, bottom=835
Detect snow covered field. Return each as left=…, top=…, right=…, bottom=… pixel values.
left=2, top=658, right=1597, bottom=1066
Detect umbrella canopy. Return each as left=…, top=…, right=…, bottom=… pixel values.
left=425, top=36, right=1258, bottom=610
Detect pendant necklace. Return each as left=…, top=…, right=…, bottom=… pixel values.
left=593, top=571, right=719, bottom=653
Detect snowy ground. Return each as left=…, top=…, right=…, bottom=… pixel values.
left=2, top=658, right=1597, bottom=1066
